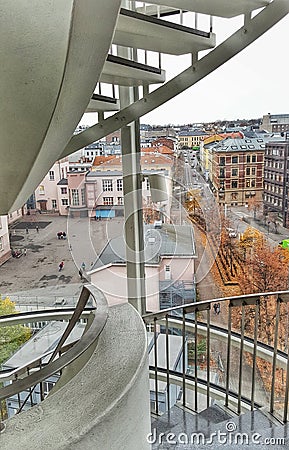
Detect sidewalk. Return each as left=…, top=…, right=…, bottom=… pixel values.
left=229, top=206, right=289, bottom=245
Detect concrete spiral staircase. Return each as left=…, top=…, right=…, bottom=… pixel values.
left=0, top=1, right=289, bottom=449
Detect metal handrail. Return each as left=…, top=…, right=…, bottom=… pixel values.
left=143, top=290, right=289, bottom=423
left=143, top=290, right=289, bottom=322
left=0, top=284, right=108, bottom=402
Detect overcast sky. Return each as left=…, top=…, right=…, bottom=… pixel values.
left=80, top=12, right=289, bottom=127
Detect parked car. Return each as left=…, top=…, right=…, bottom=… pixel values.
left=226, top=227, right=237, bottom=238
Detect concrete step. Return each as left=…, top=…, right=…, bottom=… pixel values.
left=151, top=403, right=233, bottom=448
left=150, top=405, right=288, bottom=449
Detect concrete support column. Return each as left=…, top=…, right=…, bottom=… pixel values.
left=118, top=26, right=146, bottom=314
left=121, top=122, right=146, bottom=315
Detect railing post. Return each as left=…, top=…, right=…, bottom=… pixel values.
left=237, top=302, right=245, bottom=414
left=225, top=301, right=232, bottom=407
left=206, top=307, right=211, bottom=408
left=251, top=297, right=260, bottom=411
left=153, top=317, right=159, bottom=415
left=165, top=314, right=170, bottom=410
left=194, top=308, right=198, bottom=411
left=270, top=296, right=281, bottom=415
left=182, top=308, right=186, bottom=408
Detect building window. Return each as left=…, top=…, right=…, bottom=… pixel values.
left=102, top=179, right=113, bottom=191
left=231, top=168, right=238, bottom=177
left=61, top=187, right=67, bottom=194
left=252, top=155, right=256, bottom=163
left=247, top=155, right=251, bottom=163
left=165, top=265, right=171, bottom=280
left=62, top=199, right=69, bottom=206
left=39, top=185, right=45, bottom=195
left=220, top=168, right=225, bottom=178
left=220, top=157, right=225, bottom=166
left=118, top=197, right=124, bottom=205
left=49, top=171, right=55, bottom=181
left=231, top=180, right=238, bottom=189
left=81, top=188, right=85, bottom=205
left=103, top=197, right=113, bottom=206
left=251, top=180, right=256, bottom=187
left=52, top=200, right=57, bottom=209
left=117, top=179, right=123, bottom=191
left=251, top=167, right=256, bottom=176
left=71, top=189, right=79, bottom=206
left=246, top=179, right=250, bottom=188
left=246, top=167, right=250, bottom=176
left=231, top=156, right=238, bottom=164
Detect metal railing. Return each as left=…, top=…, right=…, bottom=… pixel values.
left=143, top=290, right=289, bottom=423
left=0, top=284, right=108, bottom=423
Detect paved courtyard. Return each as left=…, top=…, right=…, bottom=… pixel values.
left=0, top=213, right=124, bottom=301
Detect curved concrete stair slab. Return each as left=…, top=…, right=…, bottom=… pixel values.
left=139, top=0, right=270, bottom=18
left=114, top=8, right=216, bottom=55
left=86, top=94, right=120, bottom=113
left=101, top=55, right=165, bottom=87
left=1, top=303, right=150, bottom=450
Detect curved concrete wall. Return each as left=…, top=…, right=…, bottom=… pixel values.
left=1, top=303, right=150, bottom=449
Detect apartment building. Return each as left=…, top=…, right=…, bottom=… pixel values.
left=263, top=134, right=289, bottom=227
left=261, top=113, right=289, bottom=133
left=34, top=158, right=69, bottom=213
left=86, top=151, right=174, bottom=219
left=178, top=129, right=208, bottom=149
left=210, top=137, right=266, bottom=207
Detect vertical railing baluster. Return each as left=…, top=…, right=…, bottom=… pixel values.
left=225, top=301, right=232, bottom=407
left=210, top=15, right=213, bottom=33
left=0, top=400, right=4, bottom=420
left=15, top=374, right=21, bottom=411
left=238, top=302, right=245, bottom=414
left=283, top=334, right=289, bottom=422
left=194, top=308, right=198, bottom=411
left=206, top=307, right=211, bottom=408
left=270, top=297, right=281, bottom=415
left=154, top=317, right=159, bottom=415
left=182, top=308, right=186, bottom=408
left=251, top=298, right=259, bottom=411
left=165, top=314, right=170, bottom=410
left=195, top=13, right=198, bottom=29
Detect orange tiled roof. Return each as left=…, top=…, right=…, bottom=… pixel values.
left=141, top=145, right=174, bottom=155
left=92, top=155, right=116, bottom=166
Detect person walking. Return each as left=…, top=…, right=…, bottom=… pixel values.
left=23, top=248, right=27, bottom=256
left=79, top=268, right=83, bottom=280
left=26, top=227, right=29, bottom=234
left=58, top=261, right=64, bottom=271
left=36, top=225, right=39, bottom=233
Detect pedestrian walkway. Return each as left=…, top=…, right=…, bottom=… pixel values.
left=229, top=206, right=289, bottom=245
